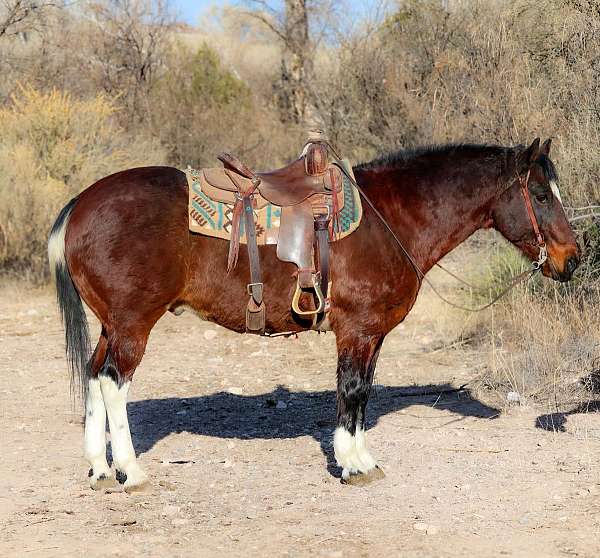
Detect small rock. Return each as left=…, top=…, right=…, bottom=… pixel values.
left=223, top=459, right=233, bottom=468
left=276, top=400, right=287, bottom=410
left=203, top=330, right=217, bottom=340
left=413, top=522, right=438, bottom=535
left=506, top=391, right=521, bottom=403
left=162, top=505, right=180, bottom=517
left=227, top=387, right=243, bottom=395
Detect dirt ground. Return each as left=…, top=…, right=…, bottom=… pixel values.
left=1, top=282, right=599, bottom=558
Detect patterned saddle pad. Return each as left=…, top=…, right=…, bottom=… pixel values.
left=186, top=162, right=362, bottom=244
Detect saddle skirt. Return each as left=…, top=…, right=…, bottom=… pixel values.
left=186, top=161, right=362, bottom=245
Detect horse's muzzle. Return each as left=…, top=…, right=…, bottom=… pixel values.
left=557, top=254, right=579, bottom=282
left=543, top=252, right=579, bottom=282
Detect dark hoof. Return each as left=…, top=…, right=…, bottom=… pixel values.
left=341, top=466, right=386, bottom=486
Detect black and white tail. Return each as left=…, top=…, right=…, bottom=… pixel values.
left=48, top=197, right=91, bottom=399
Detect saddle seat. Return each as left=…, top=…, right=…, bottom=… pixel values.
left=202, top=148, right=341, bottom=208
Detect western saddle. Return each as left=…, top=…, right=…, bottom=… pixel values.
left=200, top=132, right=345, bottom=333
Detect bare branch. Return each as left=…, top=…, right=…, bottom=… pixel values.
left=570, top=213, right=600, bottom=223
left=0, top=0, right=61, bottom=39
left=239, top=9, right=287, bottom=42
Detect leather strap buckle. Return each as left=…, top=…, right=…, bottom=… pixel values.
left=247, top=282, right=264, bottom=302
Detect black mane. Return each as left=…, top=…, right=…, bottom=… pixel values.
left=356, top=143, right=511, bottom=171
left=357, top=142, right=559, bottom=181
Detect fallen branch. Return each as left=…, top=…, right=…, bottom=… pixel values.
left=438, top=447, right=508, bottom=454
left=391, top=383, right=471, bottom=398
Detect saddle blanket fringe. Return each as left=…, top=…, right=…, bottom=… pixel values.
left=186, top=161, right=362, bottom=244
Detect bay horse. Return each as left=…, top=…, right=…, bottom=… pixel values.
left=48, top=138, right=579, bottom=491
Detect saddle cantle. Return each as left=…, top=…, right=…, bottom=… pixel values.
left=187, top=134, right=361, bottom=334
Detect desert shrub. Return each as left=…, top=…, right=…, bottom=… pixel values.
left=0, top=85, right=166, bottom=279
left=148, top=42, right=301, bottom=169
left=315, top=0, right=599, bottom=207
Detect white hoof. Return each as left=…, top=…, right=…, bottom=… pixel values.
left=342, top=466, right=386, bottom=486
left=119, top=464, right=150, bottom=493
left=88, top=466, right=117, bottom=490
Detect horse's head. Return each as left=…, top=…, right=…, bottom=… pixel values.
left=491, top=138, right=580, bottom=282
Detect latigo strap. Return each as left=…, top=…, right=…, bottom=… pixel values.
left=243, top=195, right=265, bottom=333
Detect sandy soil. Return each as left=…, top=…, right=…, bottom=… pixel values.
left=1, top=283, right=599, bottom=558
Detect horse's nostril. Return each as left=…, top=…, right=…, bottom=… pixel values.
left=566, top=256, right=578, bottom=275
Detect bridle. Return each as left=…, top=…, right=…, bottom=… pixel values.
left=518, top=169, right=548, bottom=270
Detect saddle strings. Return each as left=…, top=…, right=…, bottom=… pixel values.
left=326, top=145, right=541, bottom=313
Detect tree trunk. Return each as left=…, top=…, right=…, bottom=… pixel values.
left=279, top=0, right=314, bottom=125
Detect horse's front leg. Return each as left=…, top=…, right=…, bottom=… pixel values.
left=334, top=334, right=386, bottom=485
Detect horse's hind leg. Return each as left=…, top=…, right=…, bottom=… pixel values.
left=99, top=323, right=152, bottom=492
left=334, top=334, right=386, bottom=485
left=85, top=331, right=116, bottom=490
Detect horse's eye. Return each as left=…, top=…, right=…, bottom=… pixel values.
left=536, top=193, right=549, bottom=204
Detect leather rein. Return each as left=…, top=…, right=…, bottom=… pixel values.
left=329, top=148, right=548, bottom=313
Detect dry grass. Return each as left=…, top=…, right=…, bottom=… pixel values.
left=0, top=85, right=165, bottom=279
left=476, top=285, right=600, bottom=411
left=431, top=238, right=600, bottom=413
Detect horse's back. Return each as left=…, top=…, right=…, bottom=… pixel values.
left=65, top=166, right=190, bottom=323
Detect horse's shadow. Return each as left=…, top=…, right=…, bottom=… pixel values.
left=535, top=371, right=600, bottom=433
left=535, top=400, right=600, bottom=432
left=127, top=384, right=500, bottom=476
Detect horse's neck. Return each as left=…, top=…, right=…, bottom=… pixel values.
left=356, top=163, right=498, bottom=273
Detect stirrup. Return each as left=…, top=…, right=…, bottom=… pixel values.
left=291, top=273, right=326, bottom=316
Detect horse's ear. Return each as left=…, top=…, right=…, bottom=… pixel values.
left=541, top=138, right=552, bottom=156
left=517, top=137, right=541, bottom=171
